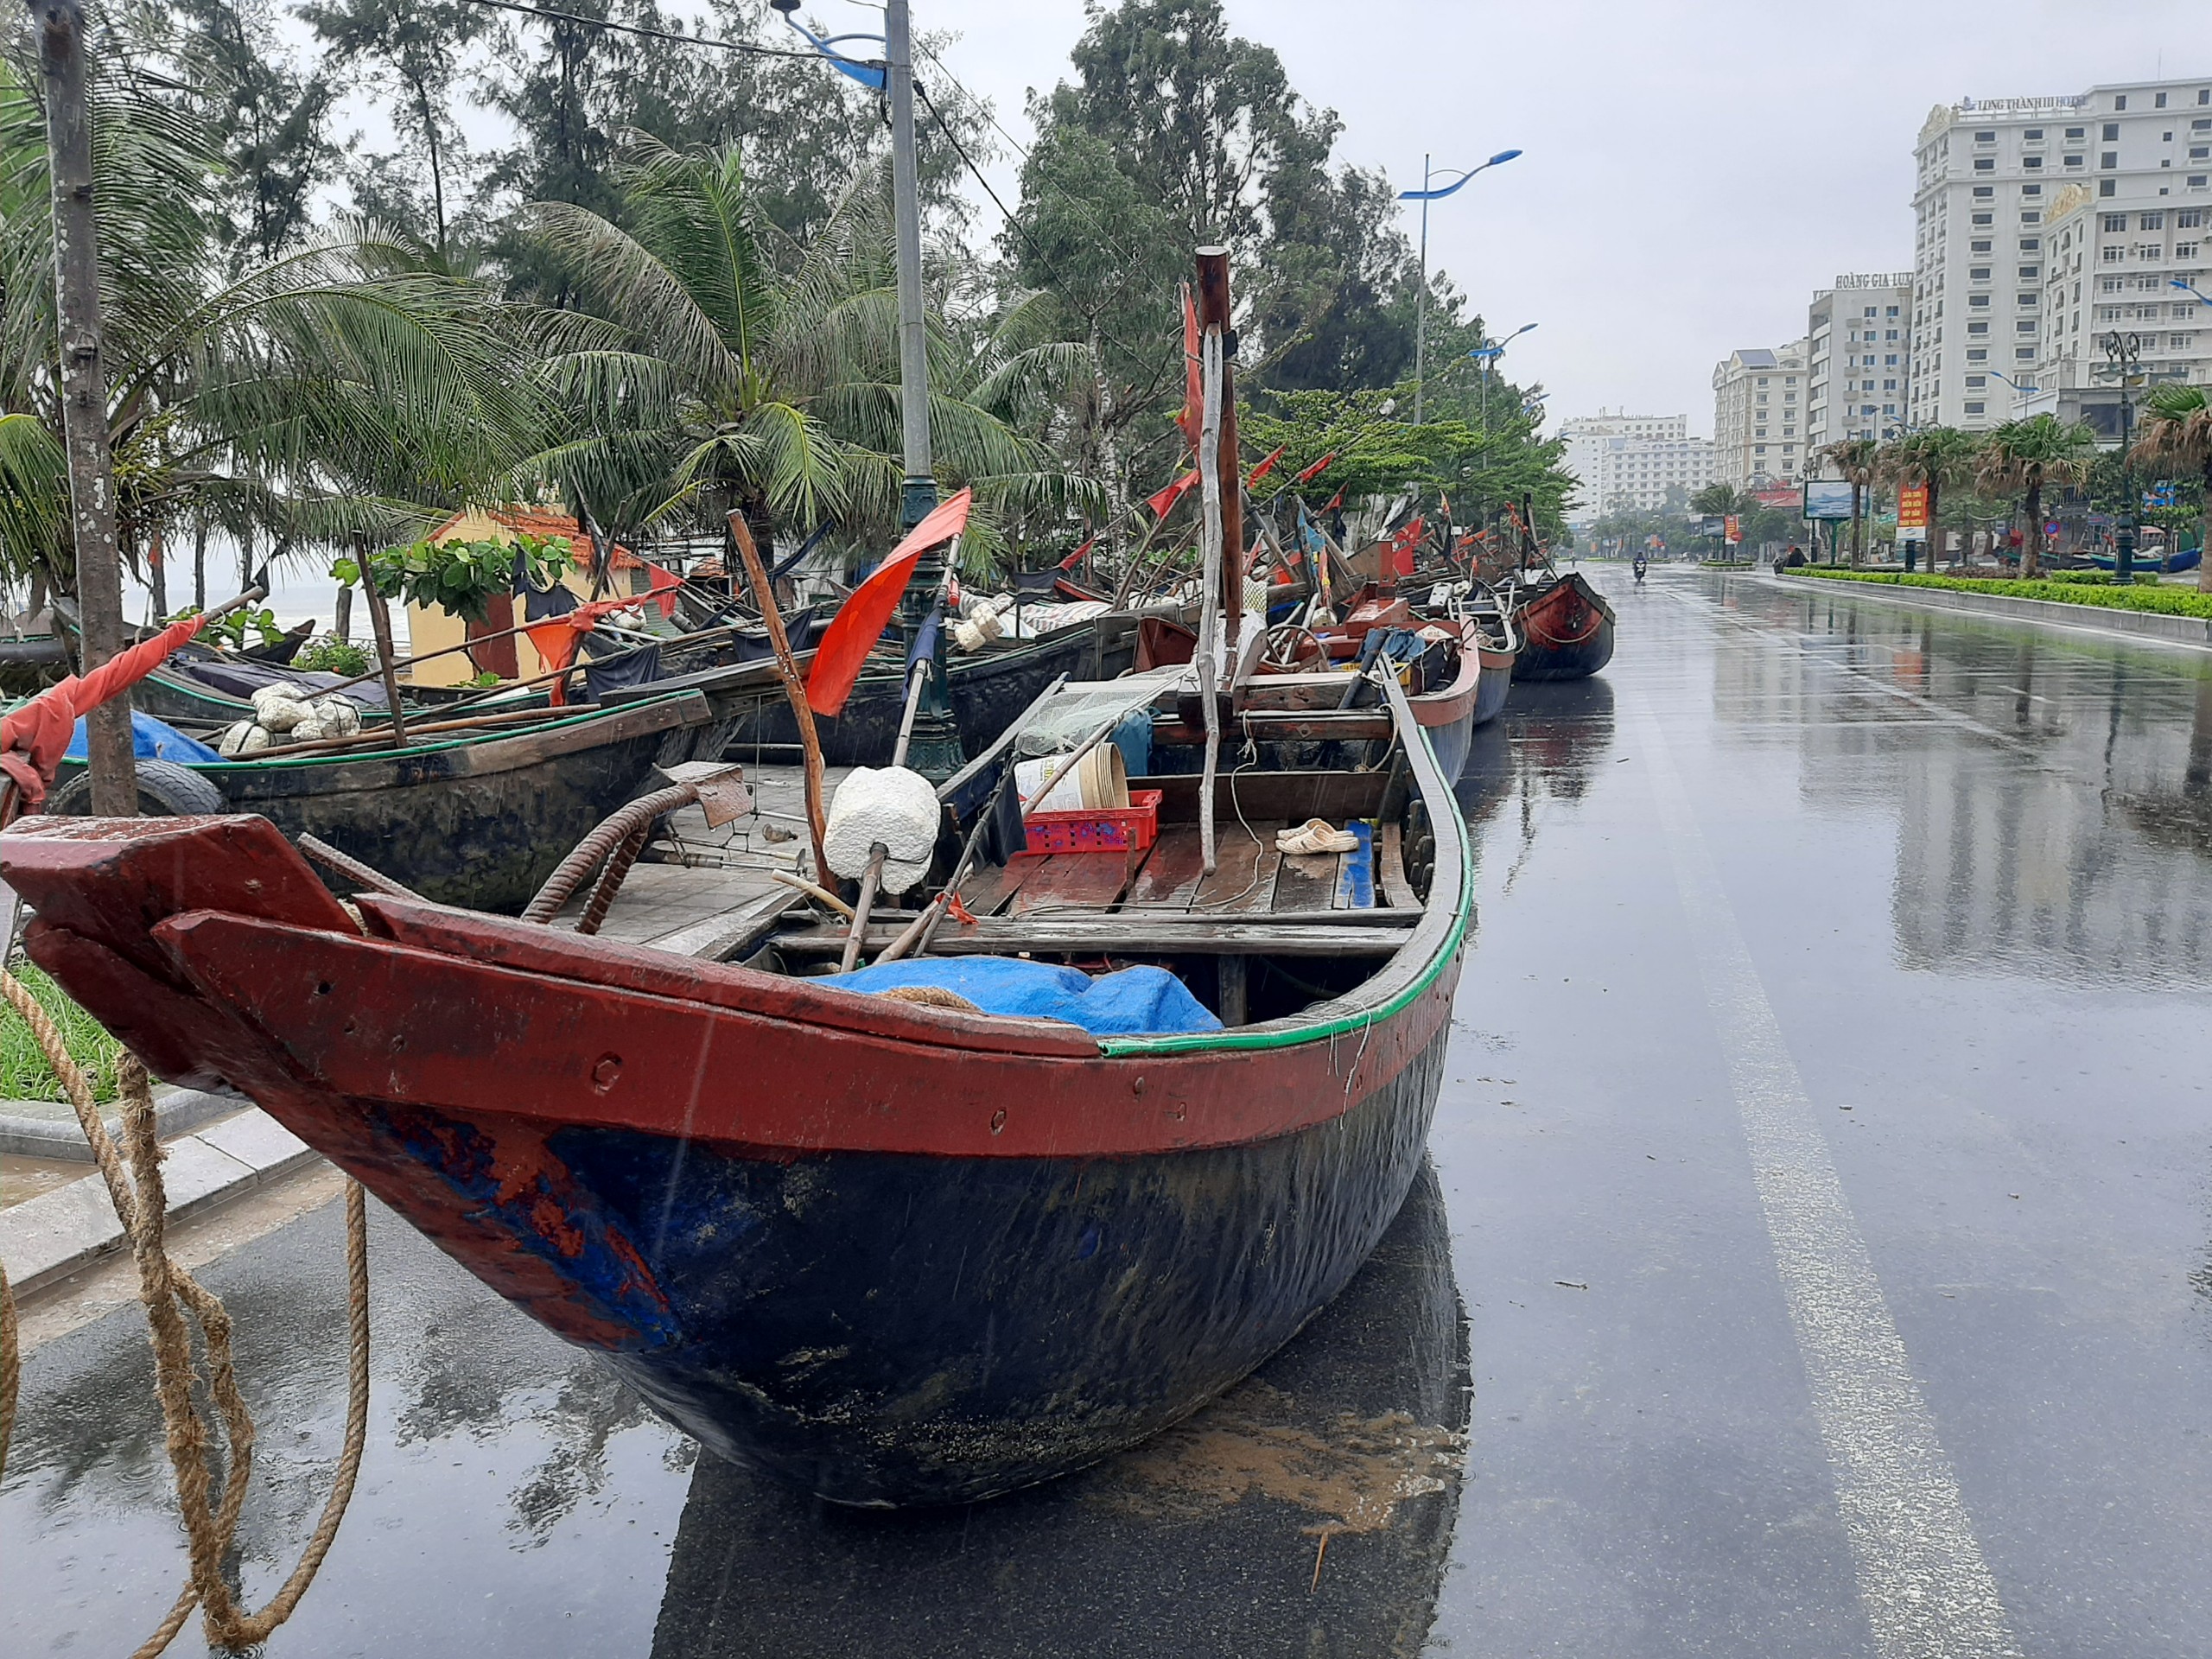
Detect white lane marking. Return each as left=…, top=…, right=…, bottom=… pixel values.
left=1637, top=712, right=2022, bottom=1659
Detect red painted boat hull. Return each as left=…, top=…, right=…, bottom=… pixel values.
left=2, top=799, right=1466, bottom=1506
left=1511, top=574, right=1616, bottom=682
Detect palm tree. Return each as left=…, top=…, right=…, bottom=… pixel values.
left=2130, top=384, right=2212, bottom=594
left=1820, top=438, right=1880, bottom=567
left=0, top=51, right=538, bottom=610
left=521, top=138, right=1100, bottom=579
left=1878, top=426, right=1978, bottom=572
left=1974, top=414, right=2098, bottom=580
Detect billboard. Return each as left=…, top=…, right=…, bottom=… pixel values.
left=1802, top=480, right=1856, bottom=520
left=1896, top=484, right=1929, bottom=540
left=1724, top=514, right=1742, bottom=545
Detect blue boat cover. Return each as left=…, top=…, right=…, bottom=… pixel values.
left=63, top=710, right=223, bottom=766
left=836, top=956, right=1222, bottom=1037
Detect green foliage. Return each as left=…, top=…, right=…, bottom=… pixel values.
left=0, top=962, right=122, bottom=1105
left=1793, top=568, right=2212, bottom=615
left=294, top=634, right=374, bottom=674
left=470, top=669, right=502, bottom=687
left=334, top=531, right=568, bottom=622
left=168, top=604, right=285, bottom=649
left=2043, top=569, right=2145, bottom=586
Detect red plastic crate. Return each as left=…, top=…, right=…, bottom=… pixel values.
left=1020, top=790, right=1162, bottom=856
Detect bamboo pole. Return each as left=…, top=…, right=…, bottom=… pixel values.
left=1193, top=283, right=1226, bottom=877
left=728, top=513, right=829, bottom=882
left=1197, top=249, right=1243, bottom=678
left=359, top=578, right=409, bottom=746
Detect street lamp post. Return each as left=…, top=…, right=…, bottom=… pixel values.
left=1467, top=323, right=1535, bottom=436
left=2102, top=330, right=2144, bottom=586
left=1401, top=148, right=1521, bottom=423
left=772, top=0, right=962, bottom=775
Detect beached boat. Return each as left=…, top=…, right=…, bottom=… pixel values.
left=47, top=691, right=715, bottom=912
left=3, top=671, right=1468, bottom=1507
left=1507, top=572, right=1615, bottom=682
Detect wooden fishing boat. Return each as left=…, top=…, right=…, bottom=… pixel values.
left=48, top=691, right=715, bottom=912
left=3, top=671, right=1468, bottom=1507
left=1507, top=572, right=1615, bottom=682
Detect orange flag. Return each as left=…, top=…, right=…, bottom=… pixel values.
left=806, top=489, right=973, bottom=718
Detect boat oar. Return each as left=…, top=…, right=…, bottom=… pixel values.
left=838, top=599, right=943, bottom=973
left=727, top=513, right=830, bottom=883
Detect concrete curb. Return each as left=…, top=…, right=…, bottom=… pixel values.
left=1771, top=571, right=2212, bottom=651
left=0, top=1086, right=248, bottom=1160
left=0, top=1108, right=322, bottom=1297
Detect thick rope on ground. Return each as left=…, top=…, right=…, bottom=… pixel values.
left=0, top=969, right=370, bottom=1655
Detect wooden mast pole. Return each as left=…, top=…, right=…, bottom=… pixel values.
left=1196, top=250, right=1243, bottom=680
left=1192, top=250, right=1229, bottom=876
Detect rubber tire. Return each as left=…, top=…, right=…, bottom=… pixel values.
left=46, top=757, right=229, bottom=817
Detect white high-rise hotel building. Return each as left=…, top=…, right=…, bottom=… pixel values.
left=1910, top=77, right=2212, bottom=430
left=1557, top=412, right=1719, bottom=520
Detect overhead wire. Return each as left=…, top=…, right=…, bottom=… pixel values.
left=447, top=0, right=858, bottom=64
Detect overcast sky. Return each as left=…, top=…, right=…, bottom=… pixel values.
left=886, top=0, right=2206, bottom=436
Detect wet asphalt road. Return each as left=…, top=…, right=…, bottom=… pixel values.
left=8, top=567, right=2212, bottom=1656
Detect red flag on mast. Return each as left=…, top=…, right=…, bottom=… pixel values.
left=805, top=489, right=973, bottom=718
left=1293, top=450, right=1337, bottom=486
left=1175, top=284, right=1201, bottom=449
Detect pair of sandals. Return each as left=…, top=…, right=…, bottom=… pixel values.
left=1277, top=817, right=1359, bottom=857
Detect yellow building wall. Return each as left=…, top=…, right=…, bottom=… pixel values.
left=398, top=512, right=623, bottom=688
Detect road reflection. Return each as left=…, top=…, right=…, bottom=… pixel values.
left=1726, top=578, right=2212, bottom=989
left=649, top=1163, right=1469, bottom=1659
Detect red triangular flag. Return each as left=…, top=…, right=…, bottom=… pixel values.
left=1245, top=446, right=1286, bottom=489
left=643, top=561, right=683, bottom=620
left=1321, top=488, right=1344, bottom=513
left=1176, top=284, right=1201, bottom=448
left=1058, top=536, right=1096, bottom=572
left=806, top=489, right=973, bottom=718
left=1294, top=450, right=1338, bottom=486
left=1146, top=469, right=1200, bottom=520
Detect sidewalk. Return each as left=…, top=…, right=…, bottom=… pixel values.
left=1, top=1104, right=321, bottom=1297
left=1771, top=570, right=2212, bottom=652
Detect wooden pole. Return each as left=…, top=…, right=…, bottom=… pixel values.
left=35, top=0, right=135, bottom=814
left=1196, top=249, right=1243, bottom=676
left=358, top=576, right=410, bottom=746
left=1194, top=298, right=1225, bottom=876
left=728, top=513, right=829, bottom=881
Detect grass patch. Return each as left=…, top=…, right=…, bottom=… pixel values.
left=0, top=962, right=122, bottom=1103
left=1790, top=566, right=2212, bottom=619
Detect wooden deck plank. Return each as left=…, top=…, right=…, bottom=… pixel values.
left=1007, top=848, right=1143, bottom=918
left=773, top=915, right=1414, bottom=957
left=1334, top=822, right=1376, bottom=909
left=959, top=855, right=1046, bottom=917
left=1272, top=847, right=1341, bottom=913
left=1122, top=827, right=1208, bottom=911
left=1189, top=823, right=1281, bottom=913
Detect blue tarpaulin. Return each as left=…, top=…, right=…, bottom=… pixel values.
left=836, top=956, right=1221, bottom=1038
left=63, top=710, right=223, bottom=766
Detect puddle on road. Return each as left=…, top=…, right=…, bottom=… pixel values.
left=4, top=1165, right=1469, bottom=1659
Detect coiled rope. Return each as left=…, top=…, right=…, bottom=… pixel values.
left=0, top=966, right=370, bottom=1656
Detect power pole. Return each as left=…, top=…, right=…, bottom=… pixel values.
left=35, top=0, right=136, bottom=813
left=881, top=0, right=962, bottom=780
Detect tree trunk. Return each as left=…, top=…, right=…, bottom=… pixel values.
left=1927, top=478, right=1942, bottom=570
left=2021, top=482, right=2043, bottom=579
left=2197, top=457, right=2212, bottom=594
left=37, top=0, right=135, bottom=813
left=334, top=583, right=353, bottom=642
left=192, top=521, right=207, bottom=611
left=1851, top=483, right=1865, bottom=566
left=148, top=523, right=168, bottom=617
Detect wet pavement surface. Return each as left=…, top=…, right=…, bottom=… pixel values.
left=8, top=566, right=2212, bottom=1655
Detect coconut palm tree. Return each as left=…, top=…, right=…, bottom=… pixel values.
left=0, top=49, right=541, bottom=610
left=1819, top=438, right=1881, bottom=567
left=520, top=137, right=1101, bottom=580
left=1877, top=426, right=1978, bottom=572
left=1974, top=414, right=2099, bottom=580
left=2129, top=384, right=2212, bottom=593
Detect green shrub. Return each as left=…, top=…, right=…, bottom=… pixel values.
left=295, top=635, right=373, bottom=675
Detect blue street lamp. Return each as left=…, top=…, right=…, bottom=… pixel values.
left=1466, top=323, right=1536, bottom=434
left=766, top=0, right=886, bottom=86
left=1401, top=148, right=1522, bottom=423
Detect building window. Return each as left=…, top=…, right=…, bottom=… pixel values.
left=2103, top=152, right=2120, bottom=168
left=2105, top=247, right=2126, bottom=263
left=1967, top=348, right=1987, bottom=360
left=2015, top=346, right=2036, bottom=359
left=2022, top=213, right=2041, bottom=226
left=2144, top=211, right=2166, bottom=229
left=2181, top=209, right=2206, bottom=227
left=2017, top=320, right=2037, bottom=333
left=2194, top=176, right=2210, bottom=188
left=1968, top=321, right=1990, bottom=334
left=1974, top=157, right=1995, bottom=172
left=1974, top=211, right=1996, bottom=224
left=1972, top=238, right=1993, bottom=252
left=2066, top=154, right=2085, bottom=168
left=1970, top=266, right=1993, bottom=281
left=1965, top=401, right=1986, bottom=416
left=1966, top=374, right=1986, bottom=388
left=2069, top=125, right=2088, bottom=138
left=1975, top=129, right=1996, bottom=143
left=2102, top=181, right=2119, bottom=197
left=2104, top=213, right=2129, bottom=232
left=2019, top=264, right=2040, bottom=279
left=1974, top=185, right=1995, bottom=199
left=1969, top=294, right=1992, bottom=308
left=2018, top=292, right=2038, bottom=306
left=2158, top=92, right=2170, bottom=109
left=2196, top=149, right=2211, bottom=162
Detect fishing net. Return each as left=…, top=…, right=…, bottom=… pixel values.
left=1013, top=668, right=1190, bottom=759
